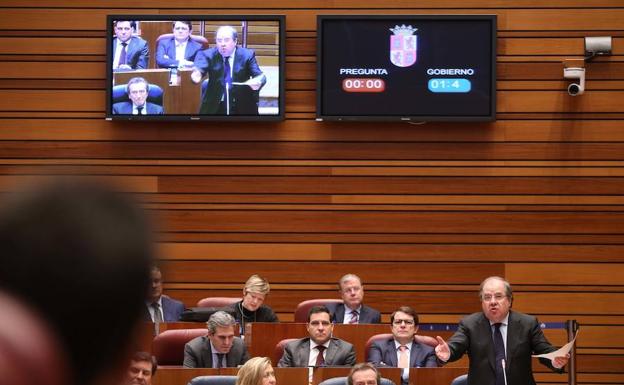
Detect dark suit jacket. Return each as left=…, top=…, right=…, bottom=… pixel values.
left=327, top=303, right=381, bottom=324
left=142, top=295, right=185, bottom=322
left=112, top=36, right=149, bottom=69
left=156, top=37, right=203, bottom=68
left=183, top=335, right=249, bottom=368
left=445, top=310, right=561, bottom=385
left=193, top=47, right=266, bottom=114
left=277, top=337, right=356, bottom=368
left=112, top=102, right=163, bottom=115
left=368, top=337, right=438, bottom=368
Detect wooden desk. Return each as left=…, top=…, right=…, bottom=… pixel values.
left=246, top=323, right=457, bottom=364
left=113, top=68, right=201, bottom=114
left=153, top=367, right=309, bottom=385
left=408, top=367, right=467, bottom=385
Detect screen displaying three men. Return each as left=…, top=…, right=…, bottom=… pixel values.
left=106, top=16, right=284, bottom=120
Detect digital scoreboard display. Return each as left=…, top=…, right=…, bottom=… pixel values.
left=316, top=15, right=497, bottom=122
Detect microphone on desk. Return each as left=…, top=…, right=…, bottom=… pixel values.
left=501, top=359, right=509, bottom=385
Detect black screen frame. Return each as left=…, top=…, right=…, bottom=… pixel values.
left=105, top=14, right=286, bottom=122
left=316, top=14, right=497, bottom=122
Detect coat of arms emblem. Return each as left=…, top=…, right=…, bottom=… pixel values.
left=390, top=24, right=418, bottom=67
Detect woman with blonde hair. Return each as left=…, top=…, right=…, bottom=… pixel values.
left=228, top=274, right=279, bottom=334
left=236, top=356, right=276, bottom=385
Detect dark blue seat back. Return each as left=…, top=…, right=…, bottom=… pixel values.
left=187, top=375, right=237, bottom=385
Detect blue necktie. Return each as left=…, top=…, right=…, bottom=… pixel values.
left=119, top=42, right=127, bottom=66
left=493, top=323, right=506, bottom=385
left=216, top=353, right=225, bottom=368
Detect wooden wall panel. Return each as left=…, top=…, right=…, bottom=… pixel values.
left=1, top=1, right=623, bottom=384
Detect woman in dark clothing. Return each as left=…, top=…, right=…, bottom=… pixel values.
left=229, top=274, right=279, bottom=334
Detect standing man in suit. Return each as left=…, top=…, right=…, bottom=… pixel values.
left=113, top=77, right=164, bottom=115
left=112, top=20, right=149, bottom=70
left=278, top=305, right=356, bottom=368
left=368, top=306, right=437, bottom=385
left=191, top=25, right=266, bottom=115
left=435, top=276, right=569, bottom=385
left=143, top=265, right=184, bottom=322
left=327, top=274, right=381, bottom=324
left=156, top=21, right=203, bottom=69
left=184, top=311, right=250, bottom=368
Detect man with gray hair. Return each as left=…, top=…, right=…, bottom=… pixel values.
left=435, top=276, right=569, bottom=385
left=183, top=310, right=249, bottom=368
left=327, top=273, right=381, bottom=324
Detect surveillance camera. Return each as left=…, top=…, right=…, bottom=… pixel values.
left=585, top=36, right=612, bottom=59
left=563, top=67, right=585, bottom=96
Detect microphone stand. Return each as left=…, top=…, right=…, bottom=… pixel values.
left=225, top=82, right=230, bottom=115
left=502, top=359, right=509, bottom=385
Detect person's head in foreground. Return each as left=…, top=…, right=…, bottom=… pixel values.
left=235, top=356, right=276, bottom=385
left=348, top=363, right=380, bottom=385
left=0, top=177, right=154, bottom=385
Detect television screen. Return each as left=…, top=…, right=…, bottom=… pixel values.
left=316, top=15, right=497, bottom=122
left=106, top=15, right=285, bottom=121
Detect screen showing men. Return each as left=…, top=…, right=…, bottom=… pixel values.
left=106, top=16, right=284, bottom=121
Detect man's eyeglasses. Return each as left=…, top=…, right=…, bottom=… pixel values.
left=481, top=293, right=507, bottom=302
left=392, top=319, right=415, bottom=326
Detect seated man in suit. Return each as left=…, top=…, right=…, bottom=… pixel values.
left=368, top=306, right=437, bottom=385
left=348, top=363, right=381, bottom=385
left=112, top=20, right=149, bottom=70
left=191, top=25, right=266, bottom=115
left=112, top=77, right=164, bottom=115
left=124, top=351, right=157, bottom=385
left=143, top=265, right=185, bottom=322
left=156, top=20, right=203, bottom=69
left=327, top=274, right=381, bottom=324
left=183, top=311, right=250, bottom=368
left=278, top=305, right=356, bottom=368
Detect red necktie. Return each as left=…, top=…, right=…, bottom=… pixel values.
left=315, top=345, right=326, bottom=366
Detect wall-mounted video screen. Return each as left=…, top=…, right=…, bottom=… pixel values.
left=317, top=15, right=497, bottom=122
left=105, top=15, right=285, bottom=121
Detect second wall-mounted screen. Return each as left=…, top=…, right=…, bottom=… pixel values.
left=317, top=15, right=497, bottom=122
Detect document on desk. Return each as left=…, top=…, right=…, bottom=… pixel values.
left=532, top=330, right=579, bottom=361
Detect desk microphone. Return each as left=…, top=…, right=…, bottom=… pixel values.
left=501, top=359, right=509, bottom=385
left=225, top=83, right=230, bottom=115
